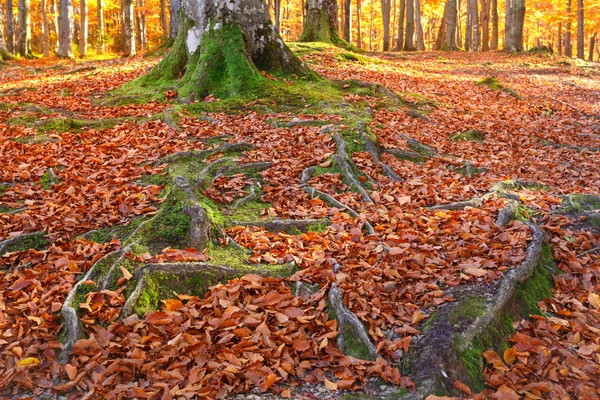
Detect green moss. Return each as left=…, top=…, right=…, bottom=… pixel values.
left=450, top=129, right=486, bottom=143
left=39, top=170, right=58, bottom=190
left=86, top=217, right=149, bottom=245
left=449, top=297, right=487, bottom=325
left=140, top=173, right=170, bottom=187
left=514, top=252, right=555, bottom=317
left=477, top=77, right=503, bottom=90
left=134, top=274, right=160, bottom=316
left=562, top=194, right=600, bottom=214
left=0, top=232, right=50, bottom=255
left=147, top=189, right=191, bottom=249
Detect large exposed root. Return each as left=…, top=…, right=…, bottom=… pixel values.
left=332, top=132, right=373, bottom=203
left=356, top=122, right=403, bottom=181
left=155, top=142, right=252, bottom=166
left=232, top=218, right=330, bottom=234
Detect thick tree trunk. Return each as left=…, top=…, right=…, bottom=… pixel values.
left=381, top=0, right=391, bottom=51
left=576, top=0, right=583, bottom=59
left=404, top=0, right=415, bottom=49
left=415, top=0, right=424, bottom=50
left=17, top=0, right=31, bottom=57
left=589, top=33, right=596, bottom=61
left=122, top=0, right=135, bottom=56
left=300, top=0, right=340, bottom=43
left=473, top=0, right=480, bottom=50
left=79, top=0, right=87, bottom=57
left=160, top=0, right=168, bottom=39
left=481, top=0, right=490, bottom=51
left=444, top=0, right=458, bottom=50
left=491, top=0, right=498, bottom=49
left=434, top=4, right=447, bottom=49
left=97, top=0, right=104, bottom=52
left=504, top=0, right=510, bottom=49
left=148, top=0, right=310, bottom=101
left=356, top=0, right=362, bottom=48
left=564, top=0, right=572, bottom=57
left=57, top=0, right=73, bottom=57
left=343, top=0, right=351, bottom=43
left=506, top=0, right=524, bottom=51
left=169, top=0, right=180, bottom=40
left=41, top=0, right=50, bottom=57
left=465, top=0, right=471, bottom=50
left=0, top=2, right=16, bottom=59
left=395, top=0, right=405, bottom=50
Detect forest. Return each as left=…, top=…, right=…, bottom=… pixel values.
left=0, top=0, right=599, bottom=399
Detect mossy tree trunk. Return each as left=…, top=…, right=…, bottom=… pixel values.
left=300, top=0, right=340, bottom=43
left=148, top=0, right=310, bottom=101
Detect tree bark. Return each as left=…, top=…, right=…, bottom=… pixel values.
left=589, top=33, right=596, bottom=61
left=395, top=0, right=405, bottom=50
left=356, top=0, right=362, bottom=48
left=404, top=0, right=415, bottom=49
left=147, top=0, right=311, bottom=101
left=557, top=22, right=562, bottom=54
left=300, top=0, right=340, bottom=43
left=169, top=0, right=180, bottom=40
left=415, top=0, right=424, bottom=50
left=160, top=0, right=168, bottom=39
left=491, top=0, right=498, bottom=49
left=17, top=0, right=31, bottom=57
left=564, top=0, right=572, bottom=57
left=481, top=0, right=490, bottom=51
left=506, top=0, right=524, bottom=51
left=97, top=0, right=104, bottom=52
left=343, top=0, right=351, bottom=43
left=444, top=0, right=458, bottom=50
left=122, top=0, right=135, bottom=56
left=576, top=0, right=583, bottom=59
left=434, top=3, right=447, bottom=49
left=6, top=0, right=15, bottom=53
left=41, top=0, right=50, bottom=56
left=381, top=0, right=391, bottom=51
left=51, top=0, right=59, bottom=52
left=274, top=0, right=281, bottom=31
left=79, top=0, right=87, bottom=57
left=503, top=0, right=510, bottom=49
left=57, top=0, right=73, bottom=57
left=473, top=0, right=480, bottom=50
left=0, top=1, right=16, bottom=59
left=465, top=0, right=471, bottom=50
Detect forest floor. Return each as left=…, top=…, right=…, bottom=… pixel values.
left=0, top=46, right=599, bottom=400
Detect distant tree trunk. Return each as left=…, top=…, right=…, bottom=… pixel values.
left=503, top=0, right=510, bottom=49
left=57, top=0, right=73, bottom=57
left=122, top=0, right=135, bottom=56
left=97, top=0, right=104, bottom=52
left=51, top=0, right=59, bottom=52
left=0, top=2, right=16, bottom=59
left=444, top=0, right=458, bottom=49
left=491, top=0, right=498, bottom=49
left=415, top=0, right=424, bottom=50
left=564, top=0, right=572, bottom=57
left=169, top=0, right=180, bottom=40
left=79, top=0, right=87, bottom=57
left=465, top=0, right=471, bottom=50
left=160, top=0, right=168, bottom=39
left=404, top=0, right=414, bottom=49
left=41, top=0, right=50, bottom=56
left=395, top=0, right=405, bottom=50
left=343, top=0, right=352, bottom=43
left=456, top=0, right=462, bottom=45
left=481, top=0, right=490, bottom=51
left=557, top=22, right=562, bottom=54
left=275, top=0, right=281, bottom=31
left=301, top=0, right=340, bottom=43
left=473, top=0, right=480, bottom=50
left=506, top=0, right=524, bottom=51
left=589, top=33, right=596, bottom=61
left=136, top=0, right=146, bottom=51
left=357, top=0, right=362, bottom=48
left=381, top=0, right=391, bottom=51
left=17, top=0, right=32, bottom=57
left=7, top=0, right=15, bottom=53
left=435, top=3, right=447, bottom=49
left=576, top=0, right=583, bottom=59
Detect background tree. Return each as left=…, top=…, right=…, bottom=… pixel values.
left=343, top=0, right=352, bottom=43
left=121, top=0, right=135, bottom=56
left=0, top=2, right=16, bottom=59
left=444, top=0, right=458, bottom=49
left=57, top=0, right=73, bottom=57
left=481, top=0, right=490, bottom=50
left=381, top=0, right=391, bottom=50
left=97, top=0, right=104, bottom=52
left=506, top=0, right=525, bottom=51
left=415, top=0, right=424, bottom=49
left=395, top=0, right=405, bottom=50
left=300, top=0, right=340, bottom=43
left=79, top=0, right=87, bottom=57
left=169, top=0, right=180, bottom=41
left=17, top=0, right=32, bottom=57
left=576, top=0, right=583, bottom=58
left=404, top=0, right=414, bottom=49
left=564, top=0, right=572, bottom=56
left=491, top=0, right=498, bottom=49
left=41, top=0, right=50, bottom=56
left=160, top=0, right=167, bottom=39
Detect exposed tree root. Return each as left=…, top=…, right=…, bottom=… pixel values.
left=0, top=232, right=45, bottom=257
left=386, top=148, right=427, bottom=163
left=271, top=119, right=328, bottom=128
left=232, top=218, right=330, bottom=234
left=333, top=133, right=373, bottom=203
left=356, top=122, right=403, bottom=181
left=333, top=79, right=403, bottom=105
left=155, top=142, right=252, bottom=166
left=535, top=136, right=600, bottom=153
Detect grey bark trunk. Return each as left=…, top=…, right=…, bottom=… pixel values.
left=395, top=0, right=404, bottom=50
left=300, top=0, right=339, bottom=43
left=481, top=0, right=490, bottom=51
left=444, top=0, right=457, bottom=49
left=357, top=0, right=362, bottom=48
left=381, top=0, right=391, bottom=51
left=504, top=0, right=510, bottom=49
left=564, top=0, right=572, bottom=57
left=589, top=33, right=596, bottom=61
left=404, top=0, right=414, bottom=49
left=6, top=0, right=15, bottom=53
left=343, top=0, right=351, bottom=43
left=79, top=0, right=87, bottom=57
left=122, top=0, right=135, bottom=56
left=137, top=0, right=147, bottom=51
left=506, top=0, right=524, bottom=51
left=465, top=0, right=471, bottom=50
left=0, top=2, right=15, bottom=59
left=275, top=0, right=281, bottom=31
left=51, top=0, right=59, bottom=51
left=42, top=0, right=50, bottom=56
left=17, top=0, right=31, bottom=57
left=415, top=0, right=424, bottom=50
left=491, top=0, right=498, bottom=49
left=169, top=0, right=180, bottom=40
left=97, top=0, right=104, bottom=52
left=576, top=0, right=583, bottom=59
left=160, top=0, right=168, bottom=39
left=473, top=0, right=480, bottom=50
left=57, top=0, right=73, bottom=57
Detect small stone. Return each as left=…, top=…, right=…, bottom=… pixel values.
left=383, top=282, right=396, bottom=293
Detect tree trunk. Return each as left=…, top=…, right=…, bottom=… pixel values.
left=472, top=0, right=480, bottom=50
left=343, top=0, right=351, bottom=43
left=7, top=0, right=15, bottom=53
left=506, top=0, right=524, bottom=51
left=395, top=0, right=404, bottom=50
left=465, top=0, right=471, bottom=50
left=41, top=0, right=50, bottom=56
left=57, top=0, right=73, bottom=57
left=137, top=0, right=147, bottom=51
left=564, top=0, right=572, bottom=57
left=300, top=0, right=340, bottom=43
left=589, top=33, right=596, bottom=61
left=558, top=22, right=562, bottom=54
left=444, top=0, right=458, bottom=50
left=97, top=0, right=104, bottom=52
left=122, top=0, right=135, bottom=56
left=381, top=0, right=391, bottom=51
left=79, top=0, right=87, bottom=57
left=146, top=0, right=311, bottom=101
left=169, top=0, right=180, bottom=40
left=434, top=3, right=447, bottom=49
left=17, top=0, right=31, bottom=57
left=0, top=1, right=16, bottom=59
left=503, top=0, right=510, bottom=49
left=415, top=0, right=424, bottom=50
left=274, top=0, right=281, bottom=32
left=491, top=0, right=498, bottom=49
left=356, top=0, right=362, bottom=48
left=576, top=0, right=583, bottom=59
left=51, top=0, right=59, bottom=52
left=481, top=0, right=490, bottom=51
left=160, top=0, right=168, bottom=39
left=404, top=0, right=414, bottom=49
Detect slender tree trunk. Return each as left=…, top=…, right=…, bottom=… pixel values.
left=169, top=0, right=180, bottom=40
left=404, top=0, right=414, bottom=49
left=435, top=3, right=447, bottom=49
left=589, top=33, right=596, bottom=61
left=395, top=0, right=405, bottom=50
left=301, top=0, right=340, bottom=43
left=79, top=0, right=87, bottom=57
left=558, top=22, right=562, bottom=54
left=444, top=0, right=457, bottom=49
left=381, top=0, right=391, bottom=51
left=357, top=0, right=362, bottom=48
left=343, top=0, right=351, bottom=43
left=57, top=0, right=73, bottom=57
left=507, top=0, right=524, bottom=51
left=481, top=0, right=490, bottom=51
left=7, top=0, right=15, bottom=53
left=504, top=0, right=510, bottom=49
left=41, top=0, right=50, bottom=56
left=564, top=0, right=572, bottom=57
left=136, top=0, right=146, bottom=51
left=275, top=0, right=281, bottom=31
left=159, top=0, right=167, bottom=39
left=456, top=0, right=462, bottom=46
left=465, top=0, right=471, bottom=50
left=17, top=0, right=31, bottom=57
left=122, top=0, right=135, bottom=56
left=97, top=0, right=104, bottom=52
left=473, top=0, right=480, bottom=50
left=0, top=1, right=16, bottom=59
left=415, top=0, right=424, bottom=50
left=51, top=0, right=59, bottom=52
left=576, top=0, right=583, bottom=59
left=491, top=0, right=498, bottom=49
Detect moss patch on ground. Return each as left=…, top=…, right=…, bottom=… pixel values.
left=450, top=129, right=486, bottom=143
left=1, top=232, right=50, bottom=255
